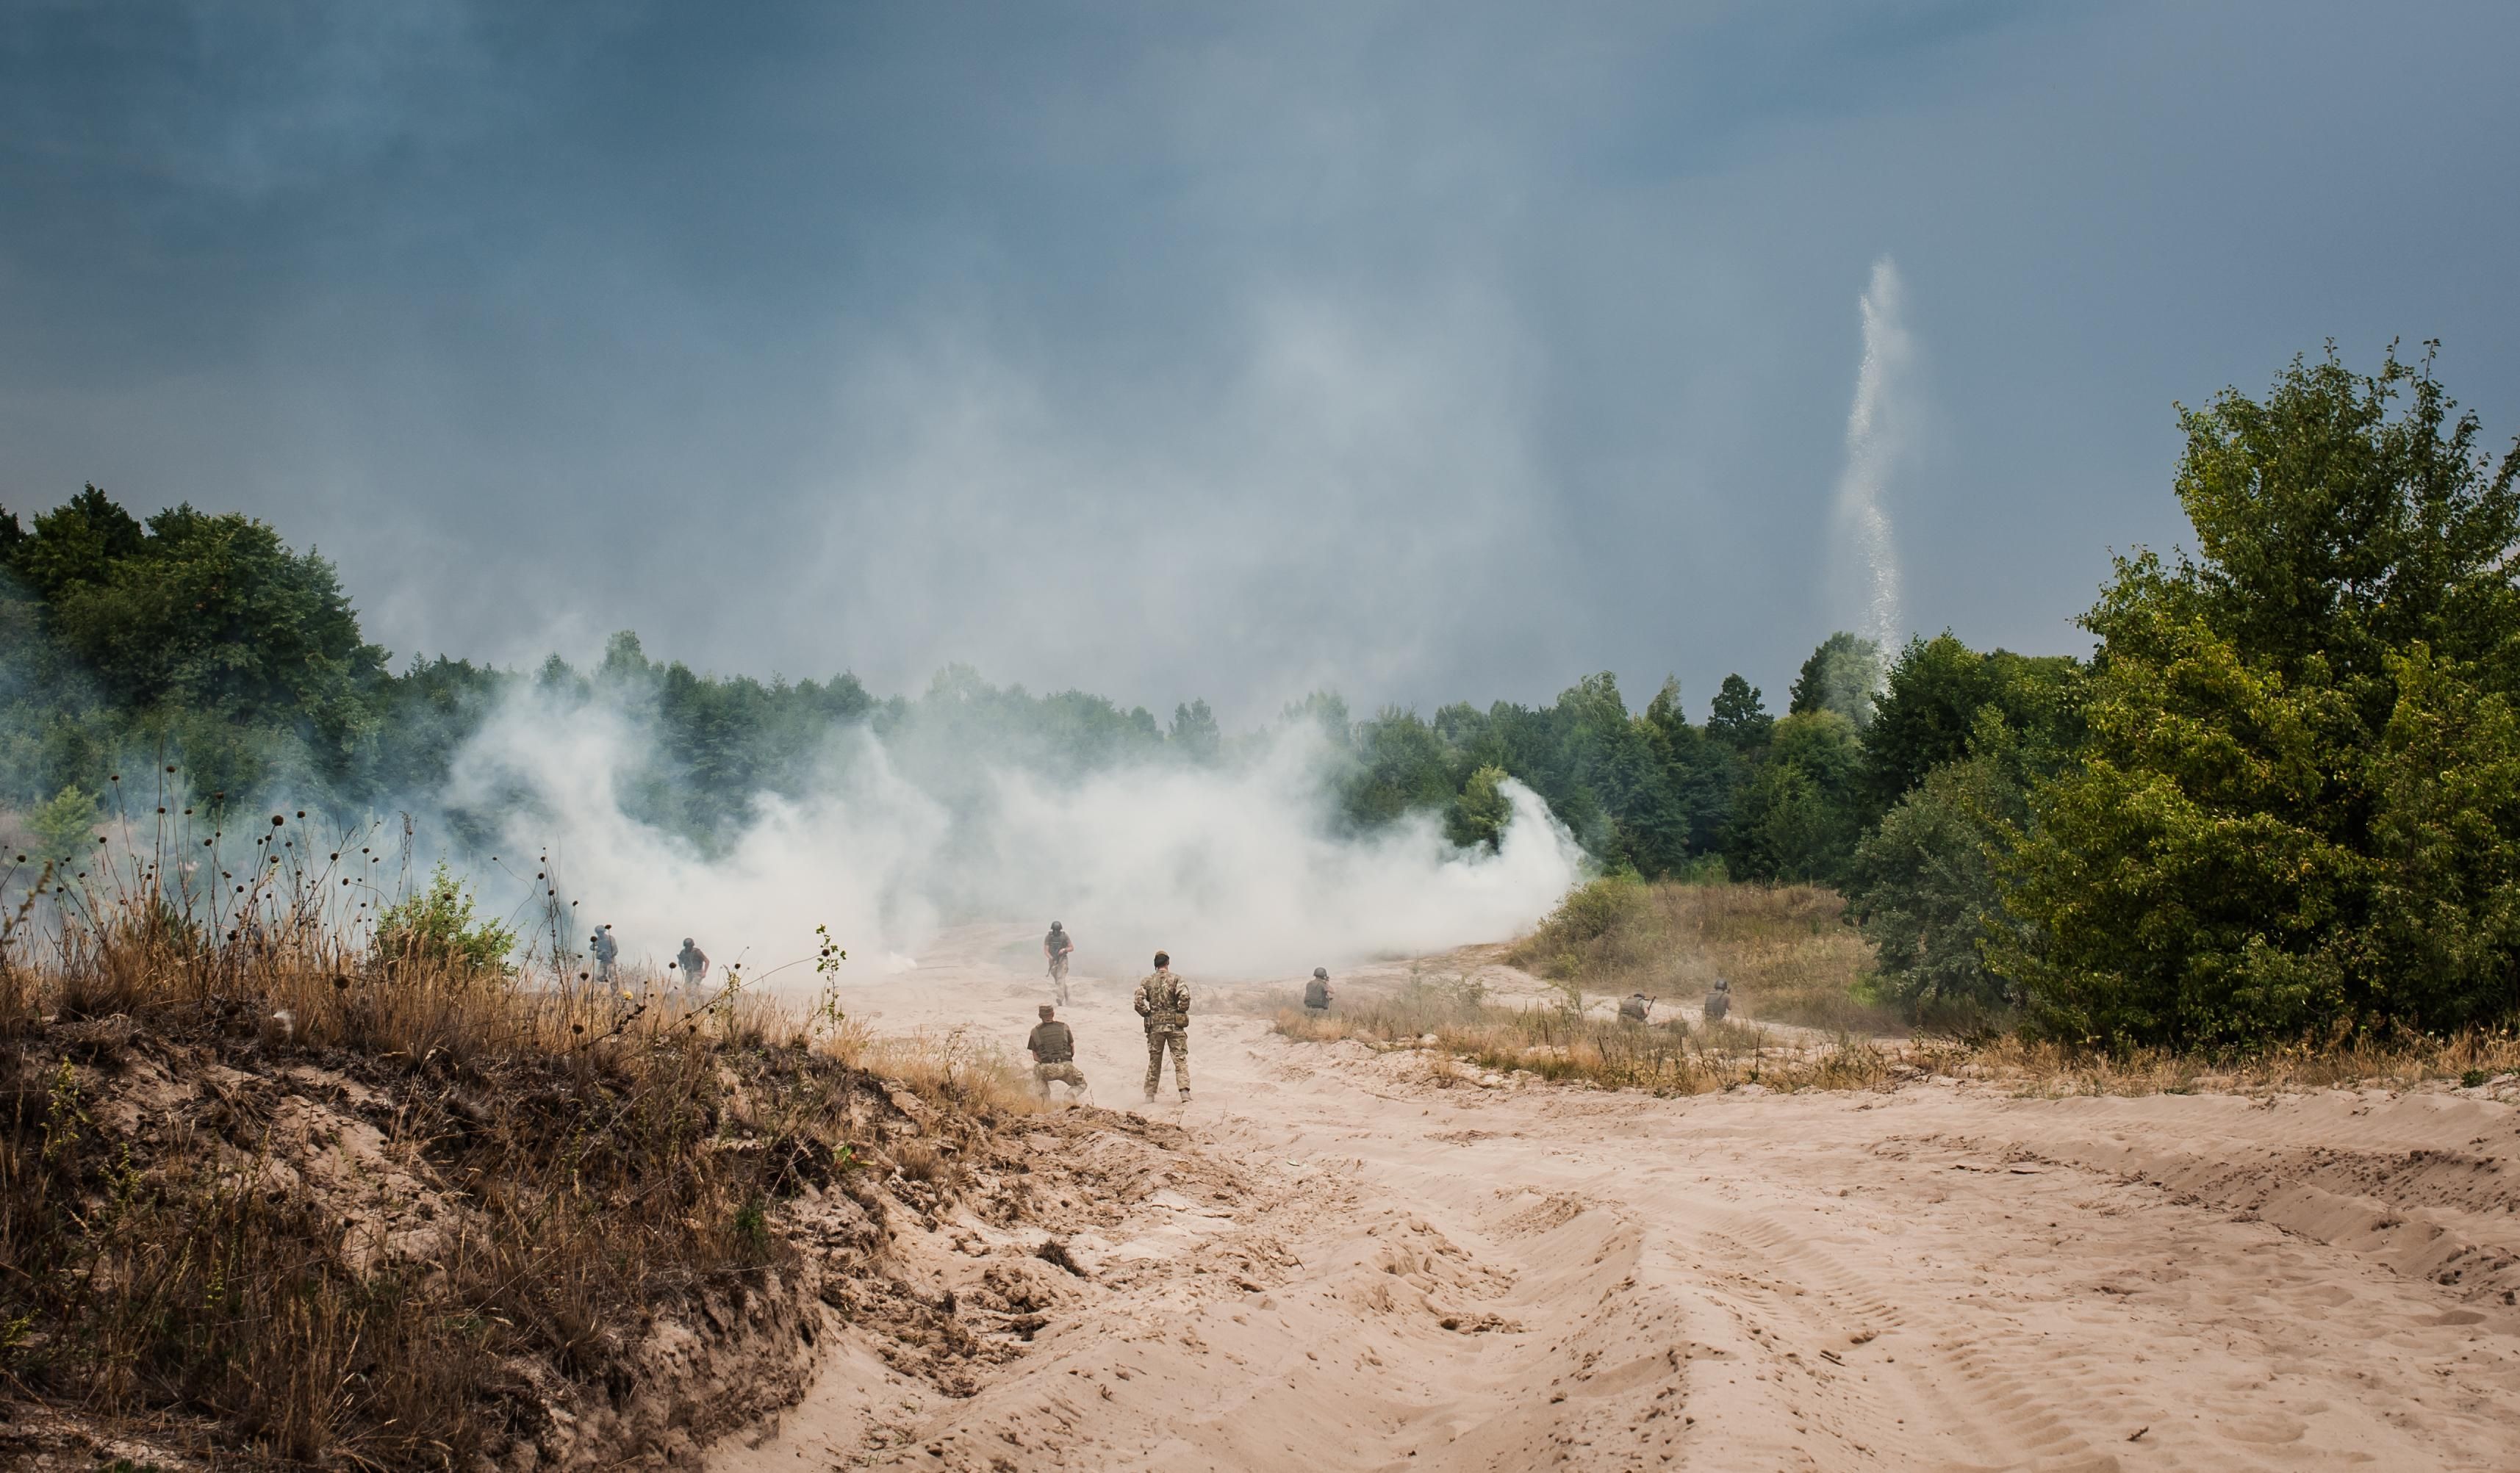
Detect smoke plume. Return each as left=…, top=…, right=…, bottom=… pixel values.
left=439, top=687, right=1587, bottom=987
left=1830, top=257, right=1914, bottom=658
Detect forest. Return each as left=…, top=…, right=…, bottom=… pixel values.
left=6, top=345, right=2518, bottom=1050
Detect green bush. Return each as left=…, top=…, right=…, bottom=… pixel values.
left=1529, top=874, right=1648, bottom=951
left=27, top=783, right=101, bottom=864
left=371, top=862, right=517, bottom=974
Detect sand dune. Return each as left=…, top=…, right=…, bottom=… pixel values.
left=711, top=930, right=2520, bottom=1472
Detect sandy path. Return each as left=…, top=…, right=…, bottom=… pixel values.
left=714, top=929, right=2520, bottom=1472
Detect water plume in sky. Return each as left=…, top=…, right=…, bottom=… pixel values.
left=1830, top=257, right=1914, bottom=660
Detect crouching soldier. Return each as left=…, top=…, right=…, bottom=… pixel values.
left=1303, top=967, right=1332, bottom=1013
left=1618, top=991, right=1652, bottom=1023
left=1027, top=1004, right=1087, bottom=1103
left=1704, top=975, right=1731, bottom=1023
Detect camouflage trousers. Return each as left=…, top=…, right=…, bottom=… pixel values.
left=1144, top=1029, right=1188, bottom=1096
left=1032, top=1061, right=1087, bottom=1100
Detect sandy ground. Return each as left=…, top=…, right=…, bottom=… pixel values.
left=711, top=928, right=2520, bottom=1472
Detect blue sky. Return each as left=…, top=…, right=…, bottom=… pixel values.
left=4, top=1, right=2516, bottom=721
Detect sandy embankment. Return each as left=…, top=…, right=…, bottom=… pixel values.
left=712, top=929, right=2520, bottom=1472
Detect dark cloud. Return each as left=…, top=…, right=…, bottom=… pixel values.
left=4, top=1, right=2515, bottom=719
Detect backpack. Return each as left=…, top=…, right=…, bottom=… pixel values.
left=1303, top=977, right=1329, bottom=1009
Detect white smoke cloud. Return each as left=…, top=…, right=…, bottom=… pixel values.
left=1830, top=256, right=1915, bottom=658
left=439, top=686, right=1586, bottom=985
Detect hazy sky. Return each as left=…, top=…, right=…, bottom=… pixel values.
left=5, top=1, right=2516, bottom=723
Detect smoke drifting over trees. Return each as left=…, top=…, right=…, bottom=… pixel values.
left=10, top=343, right=2520, bottom=1047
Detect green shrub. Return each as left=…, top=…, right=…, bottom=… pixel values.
left=1528, top=874, right=1647, bottom=952
left=371, top=862, right=517, bottom=973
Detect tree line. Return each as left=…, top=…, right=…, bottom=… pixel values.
left=7, top=343, right=2518, bottom=1049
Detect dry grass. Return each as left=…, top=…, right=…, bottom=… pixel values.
left=1507, top=876, right=1894, bottom=1034
left=1276, top=976, right=2520, bottom=1103
left=1273, top=968, right=1891, bottom=1096
left=1905, top=1026, right=2520, bottom=1098
left=1288, top=879, right=2520, bottom=1102
left=828, top=1019, right=1039, bottom=1119
left=0, top=816, right=1021, bottom=1469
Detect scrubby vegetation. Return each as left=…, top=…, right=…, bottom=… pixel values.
left=1272, top=965, right=1892, bottom=1096
left=0, top=846, right=1060, bottom=1469
left=1507, top=876, right=1892, bottom=1034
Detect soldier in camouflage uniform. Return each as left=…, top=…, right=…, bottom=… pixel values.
left=1618, top=991, right=1652, bottom=1023
left=1133, top=950, right=1191, bottom=1102
left=1026, top=1004, right=1087, bottom=1103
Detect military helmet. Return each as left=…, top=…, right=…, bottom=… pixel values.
left=682, top=937, right=694, bottom=948
left=1050, top=921, right=1064, bottom=931
left=1313, top=967, right=1329, bottom=980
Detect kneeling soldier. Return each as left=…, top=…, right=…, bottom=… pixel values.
left=1027, top=1004, right=1087, bottom=1103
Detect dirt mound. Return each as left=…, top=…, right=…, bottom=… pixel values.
left=0, top=1003, right=1177, bottom=1472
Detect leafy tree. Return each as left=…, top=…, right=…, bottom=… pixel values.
left=1997, top=346, right=2520, bottom=1046
left=9, top=487, right=143, bottom=602
left=1343, top=708, right=1454, bottom=825
left=1705, top=674, right=1773, bottom=751
left=1847, top=713, right=2029, bottom=1019
left=1862, top=633, right=2082, bottom=819
left=28, top=784, right=101, bottom=864
left=1169, top=699, right=1222, bottom=763
left=1643, top=678, right=1740, bottom=857
left=1282, top=691, right=1353, bottom=749
left=1789, top=632, right=1884, bottom=727
left=1559, top=674, right=1689, bottom=873
left=1727, top=710, right=1862, bottom=881
left=39, top=505, right=386, bottom=719
left=1446, top=763, right=1513, bottom=851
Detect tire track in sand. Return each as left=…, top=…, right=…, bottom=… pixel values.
left=710, top=939, right=2520, bottom=1472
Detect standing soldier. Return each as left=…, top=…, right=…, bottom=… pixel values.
left=1303, top=967, right=1332, bottom=1013
left=1027, top=1004, right=1087, bottom=1103
left=1133, top=950, right=1191, bottom=1103
left=676, top=937, right=710, bottom=992
left=1044, top=921, right=1074, bottom=1003
left=590, top=924, right=620, bottom=985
